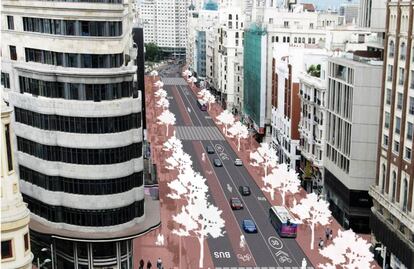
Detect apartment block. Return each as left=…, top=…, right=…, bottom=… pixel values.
left=325, top=53, right=382, bottom=234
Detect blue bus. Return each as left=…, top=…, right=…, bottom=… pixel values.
left=269, top=206, right=298, bottom=238
left=197, top=99, right=207, bottom=111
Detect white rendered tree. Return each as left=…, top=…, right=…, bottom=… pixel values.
left=157, top=110, right=176, bottom=136
left=228, top=121, right=249, bottom=151
left=273, top=163, right=301, bottom=205
left=163, top=133, right=183, bottom=152
left=165, top=148, right=193, bottom=176
left=187, top=76, right=197, bottom=86
left=197, top=88, right=210, bottom=99
left=156, top=97, right=170, bottom=110
left=182, top=69, right=192, bottom=77
left=172, top=188, right=225, bottom=268
left=319, top=229, right=374, bottom=269
left=154, top=88, right=167, bottom=99
left=261, top=167, right=282, bottom=201
left=154, top=80, right=164, bottom=88
left=168, top=166, right=209, bottom=268
left=150, top=70, right=158, bottom=78
left=202, top=91, right=216, bottom=111
left=291, top=193, right=331, bottom=250
left=216, top=110, right=235, bottom=136
left=250, top=142, right=278, bottom=177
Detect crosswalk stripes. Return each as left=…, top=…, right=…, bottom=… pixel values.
left=175, top=126, right=225, bottom=141
left=161, top=77, right=188, bottom=85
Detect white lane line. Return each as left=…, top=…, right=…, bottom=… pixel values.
left=207, top=140, right=282, bottom=267
left=217, top=142, right=303, bottom=267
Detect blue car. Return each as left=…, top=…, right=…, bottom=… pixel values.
left=242, top=219, right=257, bottom=233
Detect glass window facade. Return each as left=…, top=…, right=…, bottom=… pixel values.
left=14, top=107, right=141, bottom=134
left=23, top=18, right=122, bottom=37
left=23, top=194, right=144, bottom=226
left=19, top=166, right=143, bottom=195
left=25, top=48, right=123, bottom=68
left=19, top=76, right=134, bottom=100
left=17, top=137, right=142, bottom=165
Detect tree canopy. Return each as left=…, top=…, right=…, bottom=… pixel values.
left=145, top=43, right=162, bottom=62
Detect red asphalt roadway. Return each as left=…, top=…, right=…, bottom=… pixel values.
left=133, top=73, right=380, bottom=269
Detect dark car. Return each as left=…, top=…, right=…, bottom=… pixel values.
left=242, top=219, right=257, bottom=233
left=239, top=186, right=251, bottom=196
left=230, top=197, right=243, bottom=210
left=206, top=145, right=215, bottom=154
left=213, top=158, right=223, bottom=167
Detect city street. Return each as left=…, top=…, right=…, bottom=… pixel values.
left=160, top=65, right=311, bottom=267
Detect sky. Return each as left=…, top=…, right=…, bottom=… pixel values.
left=297, top=0, right=359, bottom=10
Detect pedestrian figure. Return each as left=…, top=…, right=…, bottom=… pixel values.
left=147, top=260, right=152, bottom=269
left=156, top=258, right=163, bottom=269
left=318, top=237, right=324, bottom=250
left=301, top=258, right=307, bottom=269
left=202, top=152, right=206, bottom=162
left=139, top=259, right=144, bottom=269
left=325, top=227, right=330, bottom=241
left=329, top=229, right=333, bottom=240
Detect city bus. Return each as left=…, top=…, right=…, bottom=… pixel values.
left=269, top=206, right=298, bottom=238
left=197, top=99, right=207, bottom=111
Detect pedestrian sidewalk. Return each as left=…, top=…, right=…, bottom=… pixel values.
left=133, top=76, right=215, bottom=269
left=182, top=69, right=380, bottom=269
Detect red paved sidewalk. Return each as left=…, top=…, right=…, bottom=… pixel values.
left=133, top=76, right=214, bottom=269
left=182, top=68, right=380, bottom=269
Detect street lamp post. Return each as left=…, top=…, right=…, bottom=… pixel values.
left=38, top=245, right=55, bottom=269
left=37, top=258, right=51, bottom=269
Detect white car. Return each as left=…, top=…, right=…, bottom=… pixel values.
left=234, top=159, right=243, bottom=166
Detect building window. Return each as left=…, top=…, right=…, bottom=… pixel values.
left=24, top=233, right=29, bottom=252
left=402, top=178, right=408, bottom=212
left=7, top=16, right=14, bottom=30
left=5, top=124, right=13, bottom=172
left=397, top=92, right=403, bottom=109
left=381, top=164, right=386, bottom=193
left=407, top=122, right=413, bottom=140
left=1, top=240, right=13, bottom=259
left=386, top=89, right=391, bottom=105
left=389, top=40, right=395, bottom=58
left=405, top=147, right=411, bottom=160
left=1, top=72, right=10, bottom=89
left=410, top=97, right=414, bottom=115
left=399, top=68, right=405, bottom=85
left=391, top=171, right=397, bottom=202
left=395, top=117, right=401, bottom=134
left=387, top=65, right=393, bottom=81
left=9, top=46, right=17, bottom=60
left=394, top=140, right=400, bottom=153
left=400, top=42, right=406, bottom=61
left=383, top=134, right=388, bottom=147
left=20, top=166, right=143, bottom=195
left=23, top=194, right=144, bottom=226
left=25, top=48, right=123, bottom=68
left=411, top=71, right=414, bottom=89
left=384, top=112, right=390, bottom=129
left=17, top=137, right=142, bottom=165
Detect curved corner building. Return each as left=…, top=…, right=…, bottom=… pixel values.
left=1, top=102, right=33, bottom=269
left=1, top=0, right=148, bottom=268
